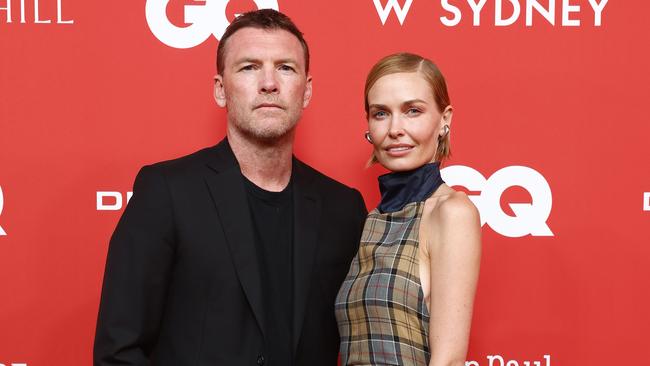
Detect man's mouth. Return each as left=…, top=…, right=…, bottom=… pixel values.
left=255, top=103, right=283, bottom=109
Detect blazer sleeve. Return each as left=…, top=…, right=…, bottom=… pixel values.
left=352, top=188, right=368, bottom=238
left=94, top=165, right=176, bottom=365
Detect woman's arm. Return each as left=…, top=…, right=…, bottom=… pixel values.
left=426, top=193, right=482, bottom=366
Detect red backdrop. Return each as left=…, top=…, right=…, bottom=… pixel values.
left=1, top=0, right=649, bottom=365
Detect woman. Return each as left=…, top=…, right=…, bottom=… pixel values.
left=335, top=53, right=482, bottom=366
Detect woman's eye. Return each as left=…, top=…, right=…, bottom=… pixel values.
left=406, top=108, right=421, bottom=115
left=373, top=110, right=388, bottom=119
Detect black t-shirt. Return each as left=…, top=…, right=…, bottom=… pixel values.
left=243, top=175, right=294, bottom=366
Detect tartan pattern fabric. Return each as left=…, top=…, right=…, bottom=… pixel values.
left=335, top=201, right=430, bottom=366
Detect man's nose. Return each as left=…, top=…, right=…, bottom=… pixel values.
left=259, top=68, right=279, bottom=94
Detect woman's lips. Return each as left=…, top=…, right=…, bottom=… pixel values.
left=385, top=145, right=414, bottom=157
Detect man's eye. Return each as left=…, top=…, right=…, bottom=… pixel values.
left=279, top=64, right=295, bottom=72
left=240, top=64, right=256, bottom=71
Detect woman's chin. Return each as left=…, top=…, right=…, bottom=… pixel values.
left=378, top=158, right=425, bottom=173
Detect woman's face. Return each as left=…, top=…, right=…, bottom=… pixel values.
left=367, top=72, right=451, bottom=172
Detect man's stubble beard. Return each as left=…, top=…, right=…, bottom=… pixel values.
left=228, top=112, right=300, bottom=146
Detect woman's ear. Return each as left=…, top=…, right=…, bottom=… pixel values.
left=440, top=105, right=453, bottom=137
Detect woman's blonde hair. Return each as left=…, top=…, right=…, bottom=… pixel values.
left=364, top=52, right=451, bottom=165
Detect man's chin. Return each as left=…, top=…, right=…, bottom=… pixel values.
left=241, top=127, right=296, bottom=145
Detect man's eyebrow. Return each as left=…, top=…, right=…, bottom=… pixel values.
left=232, top=58, right=299, bottom=65
left=233, top=58, right=262, bottom=65
left=275, top=58, right=298, bottom=65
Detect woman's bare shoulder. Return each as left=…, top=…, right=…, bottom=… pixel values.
left=423, top=185, right=477, bottom=219
left=422, top=187, right=481, bottom=247
left=437, top=190, right=479, bottom=223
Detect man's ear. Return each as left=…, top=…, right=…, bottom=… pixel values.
left=214, top=74, right=226, bottom=108
left=302, top=75, right=313, bottom=109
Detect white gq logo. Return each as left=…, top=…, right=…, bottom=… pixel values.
left=0, top=186, right=6, bottom=236
left=145, top=0, right=279, bottom=49
left=441, top=166, right=553, bottom=238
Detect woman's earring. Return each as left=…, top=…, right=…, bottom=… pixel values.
left=365, top=131, right=373, bottom=144
left=442, top=125, right=450, bottom=137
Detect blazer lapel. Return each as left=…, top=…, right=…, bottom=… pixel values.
left=291, top=160, right=322, bottom=353
left=204, top=139, right=266, bottom=338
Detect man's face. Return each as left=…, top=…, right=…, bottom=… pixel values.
left=214, top=27, right=312, bottom=142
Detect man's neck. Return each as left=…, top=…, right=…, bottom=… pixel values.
left=227, top=127, right=294, bottom=192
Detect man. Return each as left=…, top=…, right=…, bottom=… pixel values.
left=94, top=9, right=367, bottom=366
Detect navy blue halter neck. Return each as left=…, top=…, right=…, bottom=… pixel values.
left=377, top=162, right=445, bottom=214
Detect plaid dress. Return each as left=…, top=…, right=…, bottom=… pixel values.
left=335, top=201, right=430, bottom=366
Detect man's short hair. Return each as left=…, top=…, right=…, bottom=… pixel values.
left=216, top=9, right=310, bottom=75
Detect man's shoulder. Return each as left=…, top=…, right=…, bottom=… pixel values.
left=294, top=159, right=359, bottom=198
left=149, top=145, right=214, bottom=168
left=142, top=142, right=228, bottom=178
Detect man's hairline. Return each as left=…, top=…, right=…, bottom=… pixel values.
left=218, top=26, right=310, bottom=77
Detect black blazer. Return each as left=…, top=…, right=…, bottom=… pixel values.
left=94, top=139, right=367, bottom=366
